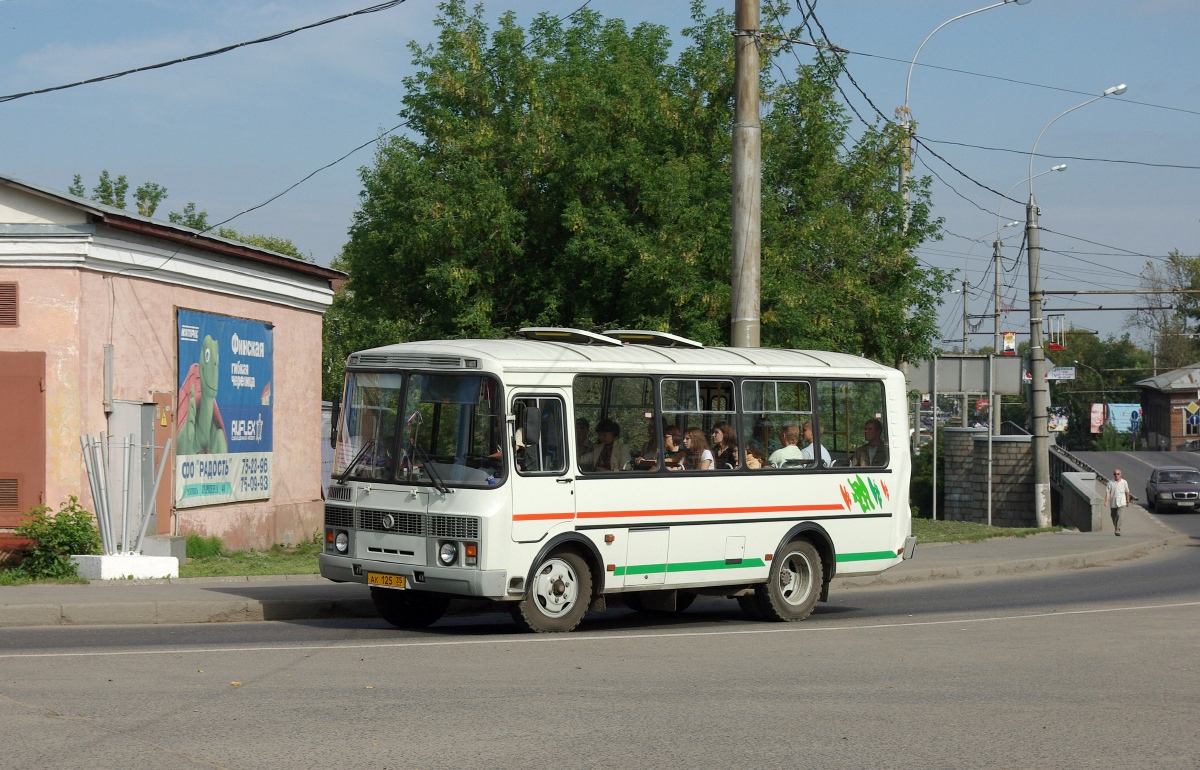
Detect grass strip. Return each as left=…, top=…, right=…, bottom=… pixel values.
left=179, top=541, right=321, bottom=578
left=913, top=518, right=1061, bottom=544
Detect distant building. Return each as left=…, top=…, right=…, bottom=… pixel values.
left=1136, top=364, right=1200, bottom=451
left=0, top=174, right=343, bottom=557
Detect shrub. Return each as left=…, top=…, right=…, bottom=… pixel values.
left=14, top=497, right=102, bottom=579
left=186, top=533, right=224, bottom=559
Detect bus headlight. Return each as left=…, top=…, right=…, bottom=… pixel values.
left=439, top=542, right=458, bottom=566
left=335, top=531, right=349, bottom=554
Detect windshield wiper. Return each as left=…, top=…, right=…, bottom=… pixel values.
left=403, top=410, right=450, bottom=494
left=410, top=439, right=450, bottom=494
left=336, top=439, right=376, bottom=485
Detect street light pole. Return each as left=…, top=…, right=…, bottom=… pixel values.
left=898, top=0, right=1030, bottom=229
left=1027, top=84, right=1127, bottom=528
left=731, top=0, right=761, bottom=348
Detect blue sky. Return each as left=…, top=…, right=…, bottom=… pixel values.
left=2, top=0, right=1197, bottom=347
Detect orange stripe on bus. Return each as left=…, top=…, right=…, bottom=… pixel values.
left=512, top=512, right=575, bottom=521
left=576, top=503, right=845, bottom=519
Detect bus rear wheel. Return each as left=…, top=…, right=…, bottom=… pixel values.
left=370, top=587, right=450, bottom=629
left=753, top=540, right=821, bottom=622
left=510, top=551, right=592, bottom=633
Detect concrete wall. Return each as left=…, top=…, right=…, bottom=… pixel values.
left=1059, top=472, right=1105, bottom=532
left=0, top=264, right=324, bottom=551
left=939, top=428, right=1037, bottom=527
left=942, top=428, right=984, bottom=521
left=0, top=266, right=84, bottom=511
left=78, top=270, right=324, bottom=550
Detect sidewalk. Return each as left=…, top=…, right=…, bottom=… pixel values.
left=0, top=507, right=1187, bottom=628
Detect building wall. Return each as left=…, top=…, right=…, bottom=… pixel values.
left=0, top=266, right=83, bottom=511
left=78, top=270, right=324, bottom=549
left=0, top=264, right=323, bottom=551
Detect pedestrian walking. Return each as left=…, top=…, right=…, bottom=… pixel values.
left=1105, top=469, right=1131, bottom=536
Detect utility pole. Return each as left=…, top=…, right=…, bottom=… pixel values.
left=962, top=279, right=970, bottom=426
left=730, top=0, right=761, bottom=348
left=1026, top=199, right=1052, bottom=528
left=993, top=239, right=1003, bottom=436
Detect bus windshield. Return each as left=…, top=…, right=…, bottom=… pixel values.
left=400, top=373, right=504, bottom=488
left=334, top=371, right=402, bottom=481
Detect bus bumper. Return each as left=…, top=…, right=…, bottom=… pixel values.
left=319, top=553, right=508, bottom=599
left=902, top=536, right=917, bottom=560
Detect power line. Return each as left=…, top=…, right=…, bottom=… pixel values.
left=912, top=153, right=1001, bottom=217
left=911, top=136, right=1022, bottom=204
left=758, top=31, right=1200, bottom=120
left=919, top=136, right=1200, bottom=171
left=0, top=1, right=409, bottom=104
left=1039, top=227, right=1171, bottom=262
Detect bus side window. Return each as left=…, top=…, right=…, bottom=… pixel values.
left=742, top=380, right=814, bottom=471
left=817, top=380, right=888, bottom=468
left=513, top=397, right=567, bottom=475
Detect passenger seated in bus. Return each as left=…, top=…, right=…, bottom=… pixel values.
left=749, top=419, right=781, bottom=455
left=631, top=422, right=660, bottom=471
left=579, top=418, right=631, bottom=472
left=681, top=428, right=714, bottom=471
left=711, top=421, right=738, bottom=469
left=800, top=422, right=832, bottom=468
left=575, top=417, right=594, bottom=457
left=744, top=445, right=767, bottom=470
left=768, top=424, right=804, bottom=468
left=663, top=426, right=686, bottom=470
left=851, top=418, right=890, bottom=467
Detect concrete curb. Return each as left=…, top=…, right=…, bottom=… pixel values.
left=0, top=598, right=378, bottom=628
left=832, top=532, right=1191, bottom=589
left=0, top=530, right=1190, bottom=629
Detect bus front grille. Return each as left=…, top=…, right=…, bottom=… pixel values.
left=356, top=509, right=478, bottom=539
left=324, top=505, right=354, bottom=529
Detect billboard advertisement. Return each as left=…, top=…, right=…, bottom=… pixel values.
left=1106, top=403, right=1141, bottom=435
left=176, top=309, right=274, bottom=508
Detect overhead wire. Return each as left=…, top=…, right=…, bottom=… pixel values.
left=0, top=1, right=410, bottom=104
left=918, top=137, right=1200, bottom=172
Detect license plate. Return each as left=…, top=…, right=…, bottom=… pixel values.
left=1176, top=501, right=1194, bottom=507
left=367, top=572, right=407, bottom=589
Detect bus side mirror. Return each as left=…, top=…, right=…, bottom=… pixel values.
left=523, top=407, right=541, bottom=446
left=329, top=400, right=341, bottom=448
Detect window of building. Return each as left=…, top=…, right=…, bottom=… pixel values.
left=0, top=283, right=17, bottom=327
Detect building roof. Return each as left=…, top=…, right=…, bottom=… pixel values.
left=0, top=173, right=344, bottom=283
left=1136, top=363, right=1200, bottom=393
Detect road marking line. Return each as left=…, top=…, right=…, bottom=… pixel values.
left=1, top=600, right=1198, bottom=659
left=1115, top=451, right=1158, bottom=471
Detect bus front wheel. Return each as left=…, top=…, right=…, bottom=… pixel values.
left=753, top=540, right=821, bottom=622
left=510, top=551, right=592, bottom=633
left=370, top=587, right=450, bottom=629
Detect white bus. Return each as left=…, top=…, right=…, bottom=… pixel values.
left=321, top=328, right=916, bottom=632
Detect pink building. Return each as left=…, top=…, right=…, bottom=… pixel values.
left=0, top=175, right=342, bottom=556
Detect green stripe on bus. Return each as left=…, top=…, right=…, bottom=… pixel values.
left=836, top=550, right=897, bottom=562
left=613, top=558, right=767, bottom=577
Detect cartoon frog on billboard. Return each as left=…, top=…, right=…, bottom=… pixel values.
left=177, top=334, right=228, bottom=454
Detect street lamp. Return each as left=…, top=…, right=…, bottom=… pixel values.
left=1026, top=83, right=1128, bottom=527
left=898, top=0, right=1031, bottom=229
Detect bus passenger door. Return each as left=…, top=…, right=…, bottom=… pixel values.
left=624, top=527, right=669, bottom=587
left=510, top=394, right=576, bottom=542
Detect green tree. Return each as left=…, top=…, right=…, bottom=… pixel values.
left=135, top=182, right=169, bottom=217
left=328, top=1, right=946, bottom=397
left=1131, top=250, right=1200, bottom=371
left=168, top=202, right=210, bottom=231
left=92, top=170, right=129, bottom=209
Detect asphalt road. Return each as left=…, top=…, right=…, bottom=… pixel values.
left=1076, top=450, right=1200, bottom=540
left=2, top=528, right=1199, bottom=770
